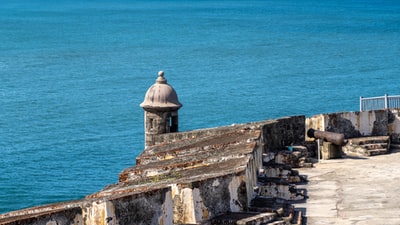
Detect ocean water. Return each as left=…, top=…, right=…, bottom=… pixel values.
left=0, top=0, right=399, bottom=213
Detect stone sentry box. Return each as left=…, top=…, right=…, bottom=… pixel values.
left=140, top=71, right=182, bottom=148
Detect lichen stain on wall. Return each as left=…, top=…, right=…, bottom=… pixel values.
left=170, top=175, right=247, bottom=224
left=83, top=201, right=116, bottom=225
left=159, top=190, right=173, bottom=225
left=170, top=184, right=209, bottom=224
left=192, top=188, right=209, bottom=222
left=171, top=184, right=195, bottom=224
left=228, top=175, right=245, bottom=212
left=181, top=188, right=196, bottom=223
left=388, top=109, right=400, bottom=142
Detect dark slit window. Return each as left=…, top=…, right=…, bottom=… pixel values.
left=170, top=116, right=178, bottom=132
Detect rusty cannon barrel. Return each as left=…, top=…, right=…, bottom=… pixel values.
left=307, top=128, right=346, bottom=146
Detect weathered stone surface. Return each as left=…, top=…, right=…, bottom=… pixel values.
left=210, top=212, right=278, bottom=225
left=321, top=142, right=342, bottom=160
left=2, top=109, right=400, bottom=225
left=295, top=151, right=400, bottom=224
left=262, top=116, right=306, bottom=153
left=111, top=188, right=169, bottom=225
left=270, top=148, right=311, bottom=168
left=326, top=113, right=362, bottom=138
left=306, top=110, right=400, bottom=141
left=343, top=136, right=390, bottom=157
left=260, top=163, right=306, bottom=183
left=0, top=201, right=83, bottom=225
left=258, top=181, right=304, bottom=201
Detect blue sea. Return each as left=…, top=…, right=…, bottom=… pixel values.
left=1, top=0, right=399, bottom=213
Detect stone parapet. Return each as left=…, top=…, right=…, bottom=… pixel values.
left=306, top=109, right=400, bottom=143
left=2, top=110, right=399, bottom=224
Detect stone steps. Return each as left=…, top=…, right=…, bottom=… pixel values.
left=120, top=141, right=255, bottom=182
left=257, top=152, right=308, bottom=202
left=368, top=148, right=389, bottom=156
left=290, top=210, right=303, bottom=225
left=347, top=136, right=390, bottom=145
left=257, top=173, right=306, bottom=201
left=361, top=143, right=388, bottom=150
left=343, top=146, right=389, bottom=157
left=390, top=143, right=400, bottom=151
left=136, top=129, right=260, bottom=165
left=260, top=163, right=307, bottom=183
left=119, top=129, right=261, bottom=183
left=209, top=212, right=283, bottom=225
left=343, top=136, right=390, bottom=157
left=94, top=156, right=252, bottom=199
left=249, top=196, right=303, bottom=225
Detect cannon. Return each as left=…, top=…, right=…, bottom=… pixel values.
left=307, top=128, right=346, bottom=146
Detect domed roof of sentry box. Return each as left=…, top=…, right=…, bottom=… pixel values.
left=140, top=71, right=182, bottom=111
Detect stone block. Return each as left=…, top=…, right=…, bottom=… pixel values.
left=321, top=142, right=342, bottom=160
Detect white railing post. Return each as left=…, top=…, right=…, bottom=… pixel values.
left=317, top=139, right=321, bottom=163
left=384, top=93, right=388, bottom=109
left=360, top=96, right=363, bottom=111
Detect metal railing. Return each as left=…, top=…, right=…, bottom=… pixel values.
left=360, top=94, right=400, bottom=111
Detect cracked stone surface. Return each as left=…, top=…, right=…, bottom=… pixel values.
left=295, top=152, right=400, bottom=225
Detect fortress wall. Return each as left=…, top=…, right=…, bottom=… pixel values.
left=388, top=109, right=400, bottom=143
left=153, top=116, right=306, bottom=154
left=107, top=188, right=172, bottom=225
left=100, top=173, right=250, bottom=225
left=152, top=123, right=256, bottom=146
left=0, top=201, right=83, bottom=225
left=261, top=116, right=306, bottom=152
left=171, top=173, right=248, bottom=224
left=0, top=189, right=173, bottom=225
left=306, top=112, right=364, bottom=140
left=5, top=111, right=400, bottom=224
left=0, top=159, right=256, bottom=225
left=247, top=137, right=263, bottom=202
left=305, top=109, right=400, bottom=143
left=0, top=164, right=252, bottom=225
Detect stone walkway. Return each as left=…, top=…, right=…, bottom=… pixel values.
left=295, top=151, right=400, bottom=225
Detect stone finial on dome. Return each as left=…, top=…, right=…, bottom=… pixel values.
left=140, top=71, right=182, bottom=111
left=156, top=71, right=167, bottom=84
